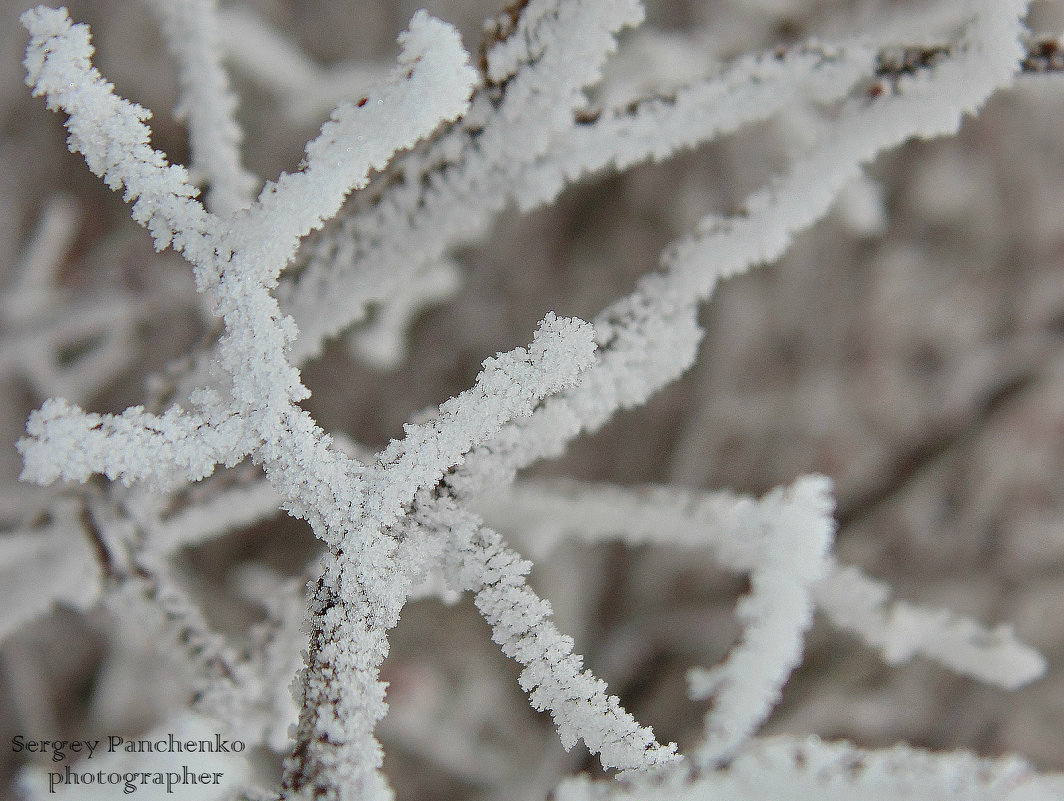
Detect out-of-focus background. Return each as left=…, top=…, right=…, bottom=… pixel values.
left=2, top=1, right=1064, bottom=799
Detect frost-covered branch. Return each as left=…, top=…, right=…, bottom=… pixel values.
left=115, top=553, right=253, bottom=723
left=19, top=397, right=226, bottom=486
left=279, top=0, right=1027, bottom=371
left=372, top=313, right=594, bottom=525
left=145, top=0, right=258, bottom=215
left=146, top=477, right=283, bottom=552
left=473, top=477, right=1047, bottom=691
left=511, top=40, right=875, bottom=211
left=17, top=9, right=496, bottom=799
left=283, top=315, right=598, bottom=800
left=281, top=0, right=646, bottom=363
left=216, top=4, right=391, bottom=124
left=662, top=0, right=1028, bottom=295
left=555, top=735, right=1064, bottom=801
left=435, top=499, right=679, bottom=773
left=18, top=5, right=479, bottom=494
left=0, top=499, right=101, bottom=642
left=685, top=478, right=835, bottom=766
left=451, top=0, right=1030, bottom=498
left=225, top=9, right=479, bottom=285
left=236, top=566, right=311, bottom=751
left=477, top=477, right=838, bottom=767
left=9, top=1, right=1060, bottom=799
left=0, top=195, right=190, bottom=402
left=816, top=565, right=1047, bottom=691
left=283, top=514, right=441, bottom=801
left=348, top=258, right=462, bottom=369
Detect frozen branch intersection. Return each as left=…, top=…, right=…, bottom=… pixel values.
left=4, top=0, right=1064, bottom=799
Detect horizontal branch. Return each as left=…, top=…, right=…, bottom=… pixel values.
left=555, top=735, right=1063, bottom=801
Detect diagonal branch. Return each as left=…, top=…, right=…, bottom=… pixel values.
left=432, top=498, right=680, bottom=773
left=450, top=0, right=1031, bottom=499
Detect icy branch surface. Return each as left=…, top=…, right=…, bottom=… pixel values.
left=474, top=477, right=1047, bottom=690
left=555, top=735, right=1064, bottom=801
left=437, top=500, right=679, bottom=772
left=145, top=0, right=258, bottom=215
left=7, top=1, right=1062, bottom=800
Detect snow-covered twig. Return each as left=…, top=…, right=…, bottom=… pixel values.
left=8, top=1, right=1060, bottom=799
